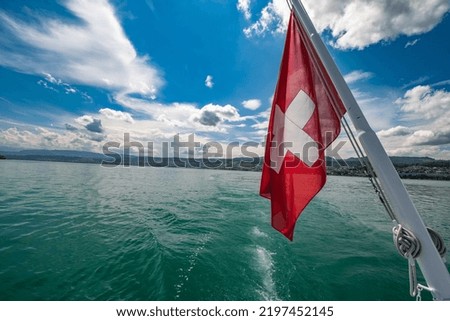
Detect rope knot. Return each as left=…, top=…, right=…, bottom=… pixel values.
left=393, top=225, right=421, bottom=259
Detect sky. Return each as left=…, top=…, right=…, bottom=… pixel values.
left=0, top=0, right=449, bottom=159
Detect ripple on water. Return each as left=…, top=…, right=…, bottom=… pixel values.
left=0, top=162, right=448, bottom=300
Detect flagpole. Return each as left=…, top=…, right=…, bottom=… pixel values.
left=289, top=0, right=450, bottom=300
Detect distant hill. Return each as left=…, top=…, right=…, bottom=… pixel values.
left=0, top=149, right=105, bottom=164
left=0, top=149, right=443, bottom=166
left=390, top=156, right=435, bottom=165
left=0, top=149, right=449, bottom=179
left=1, top=149, right=104, bottom=158
left=343, top=156, right=435, bottom=166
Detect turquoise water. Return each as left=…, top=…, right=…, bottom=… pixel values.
left=0, top=160, right=449, bottom=300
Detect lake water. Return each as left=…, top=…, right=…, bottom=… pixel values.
left=0, top=160, right=449, bottom=300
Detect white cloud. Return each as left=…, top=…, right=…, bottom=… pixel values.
left=242, top=99, right=262, bottom=110
left=377, top=126, right=413, bottom=137
left=237, top=0, right=252, bottom=20
left=99, top=108, right=134, bottom=123
left=65, top=124, right=78, bottom=131
left=193, top=104, right=242, bottom=128
left=376, top=85, right=450, bottom=157
left=406, top=130, right=450, bottom=146
left=43, top=73, right=59, bottom=84
left=405, top=38, right=420, bottom=48
left=74, top=115, right=104, bottom=133
left=37, top=80, right=58, bottom=92
left=0, top=104, right=231, bottom=153
left=0, top=99, right=248, bottom=155
left=75, top=115, right=95, bottom=126
left=306, top=0, right=449, bottom=49
left=243, top=0, right=290, bottom=37
left=251, top=120, right=268, bottom=130
left=0, top=1, right=258, bottom=153
left=395, top=85, right=450, bottom=120
left=401, top=76, right=430, bottom=89
left=114, top=93, right=245, bottom=135
left=344, top=70, right=373, bottom=84
left=246, top=108, right=271, bottom=141
left=245, top=0, right=449, bottom=50
left=37, top=73, right=92, bottom=101
left=431, top=79, right=450, bottom=87
left=0, top=126, right=102, bottom=150
left=0, top=0, right=163, bottom=99
left=205, top=75, right=214, bottom=88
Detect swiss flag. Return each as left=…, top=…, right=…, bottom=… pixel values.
left=260, top=11, right=346, bottom=240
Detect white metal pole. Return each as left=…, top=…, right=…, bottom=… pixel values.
left=289, top=0, right=450, bottom=300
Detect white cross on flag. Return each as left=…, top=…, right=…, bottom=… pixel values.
left=260, top=11, right=346, bottom=240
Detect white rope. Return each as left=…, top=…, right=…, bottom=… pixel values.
left=393, top=225, right=421, bottom=297
left=393, top=225, right=421, bottom=259
left=392, top=225, right=447, bottom=298
left=427, top=227, right=447, bottom=259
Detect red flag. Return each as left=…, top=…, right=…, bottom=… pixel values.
left=260, top=11, right=346, bottom=240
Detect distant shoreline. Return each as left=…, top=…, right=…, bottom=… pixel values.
left=1, top=150, right=449, bottom=181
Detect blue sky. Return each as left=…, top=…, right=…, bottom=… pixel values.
left=0, top=0, right=449, bottom=159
